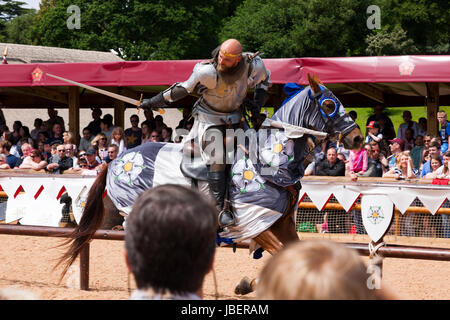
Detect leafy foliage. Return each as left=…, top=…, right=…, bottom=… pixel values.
left=0, top=0, right=33, bottom=41
left=29, top=0, right=241, bottom=60
left=1, top=0, right=448, bottom=58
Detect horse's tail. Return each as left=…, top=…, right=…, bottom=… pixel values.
left=55, top=164, right=109, bottom=280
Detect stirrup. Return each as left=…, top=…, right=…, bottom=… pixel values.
left=218, top=209, right=236, bottom=228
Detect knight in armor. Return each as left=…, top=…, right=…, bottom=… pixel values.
left=139, top=39, right=271, bottom=227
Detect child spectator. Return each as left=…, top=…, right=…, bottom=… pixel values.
left=348, top=142, right=368, bottom=180
left=110, top=127, right=127, bottom=155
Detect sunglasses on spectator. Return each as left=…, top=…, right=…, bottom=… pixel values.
left=151, top=135, right=159, bottom=138
left=57, top=149, right=65, bottom=152
left=100, top=138, right=107, bottom=141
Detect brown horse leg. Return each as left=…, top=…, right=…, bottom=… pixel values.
left=100, top=195, right=124, bottom=230
left=235, top=192, right=300, bottom=296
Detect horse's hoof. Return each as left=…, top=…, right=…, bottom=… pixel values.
left=234, top=276, right=254, bottom=295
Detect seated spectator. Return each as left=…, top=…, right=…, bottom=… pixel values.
left=47, top=143, right=60, bottom=165
left=417, top=117, right=427, bottom=138
left=0, top=154, right=11, bottom=169
left=64, top=143, right=78, bottom=168
left=141, top=123, right=152, bottom=144
left=15, top=142, right=33, bottom=167
left=154, top=115, right=165, bottom=132
left=421, top=140, right=442, bottom=178
left=46, top=123, right=64, bottom=146
left=79, top=127, right=93, bottom=152
left=387, top=138, right=404, bottom=168
left=150, top=130, right=161, bottom=143
left=314, top=147, right=345, bottom=176
left=257, top=240, right=394, bottom=300
left=103, top=144, right=119, bottom=164
left=437, top=110, right=450, bottom=153
left=410, top=135, right=424, bottom=170
left=110, top=127, right=127, bottom=155
left=141, top=109, right=155, bottom=132
left=91, top=133, right=108, bottom=162
left=383, top=151, right=419, bottom=180
left=101, top=114, right=114, bottom=141
left=0, top=140, right=19, bottom=168
left=430, top=150, right=450, bottom=179
left=4, top=132, right=20, bottom=158
left=359, top=141, right=388, bottom=177
left=161, top=126, right=173, bottom=143
left=424, top=154, right=444, bottom=179
left=348, top=142, right=368, bottom=180
left=125, top=185, right=217, bottom=300
left=11, top=120, right=22, bottom=144
left=125, top=115, right=142, bottom=149
left=45, top=144, right=73, bottom=174
left=365, top=121, right=382, bottom=144
left=18, top=149, right=47, bottom=171
left=38, top=131, right=49, bottom=144
left=63, top=131, right=77, bottom=145
left=30, top=118, right=43, bottom=141
left=403, top=127, right=415, bottom=151
left=17, top=126, right=33, bottom=151
left=397, top=110, right=420, bottom=141
left=84, top=148, right=101, bottom=172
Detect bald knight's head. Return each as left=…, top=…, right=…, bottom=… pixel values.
left=218, top=39, right=242, bottom=73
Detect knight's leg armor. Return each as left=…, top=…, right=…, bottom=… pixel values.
left=204, top=126, right=236, bottom=227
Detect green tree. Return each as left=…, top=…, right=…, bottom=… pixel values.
left=5, top=11, right=37, bottom=44
left=365, top=25, right=419, bottom=55
left=0, top=0, right=32, bottom=41
left=370, top=0, right=449, bottom=54
left=220, top=0, right=372, bottom=57
left=31, top=0, right=241, bottom=60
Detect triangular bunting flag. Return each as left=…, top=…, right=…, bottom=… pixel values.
left=40, top=180, right=66, bottom=200
left=65, top=181, right=88, bottom=202
left=302, top=184, right=333, bottom=211
left=332, top=186, right=360, bottom=212
left=416, top=189, right=448, bottom=215
left=0, top=179, right=20, bottom=198
left=19, top=178, right=45, bottom=201
left=387, top=188, right=417, bottom=215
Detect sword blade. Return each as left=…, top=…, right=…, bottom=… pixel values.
left=46, top=73, right=140, bottom=106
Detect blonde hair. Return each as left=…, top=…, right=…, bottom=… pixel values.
left=257, top=240, right=386, bottom=300
left=91, top=133, right=108, bottom=148
left=112, top=126, right=125, bottom=144
left=395, top=151, right=410, bottom=170
left=63, top=131, right=76, bottom=144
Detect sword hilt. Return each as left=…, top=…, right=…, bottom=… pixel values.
left=137, top=93, right=143, bottom=114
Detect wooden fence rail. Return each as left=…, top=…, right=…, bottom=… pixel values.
left=0, top=224, right=449, bottom=291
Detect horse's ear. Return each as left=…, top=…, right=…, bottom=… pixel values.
left=308, top=73, right=321, bottom=94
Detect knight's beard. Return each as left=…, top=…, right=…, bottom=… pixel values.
left=217, top=59, right=245, bottom=85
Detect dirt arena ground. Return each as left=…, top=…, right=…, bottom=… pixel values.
left=0, top=233, right=448, bottom=300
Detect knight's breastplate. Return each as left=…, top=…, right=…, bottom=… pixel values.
left=202, top=65, right=250, bottom=113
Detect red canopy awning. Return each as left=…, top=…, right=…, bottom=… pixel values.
left=1, top=55, right=449, bottom=88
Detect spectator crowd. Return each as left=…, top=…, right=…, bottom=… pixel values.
left=0, top=106, right=193, bottom=176
left=305, top=104, right=450, bottom=181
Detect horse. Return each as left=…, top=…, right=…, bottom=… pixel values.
left=57, top=74, right=363, bottom=294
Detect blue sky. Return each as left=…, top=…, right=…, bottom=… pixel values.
left=22, top=0, right=41, bottom=10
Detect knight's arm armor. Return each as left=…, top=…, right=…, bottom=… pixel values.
left=139, top=62, right=216, bottom=111
left=248, top=55, right=271, bottom=115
